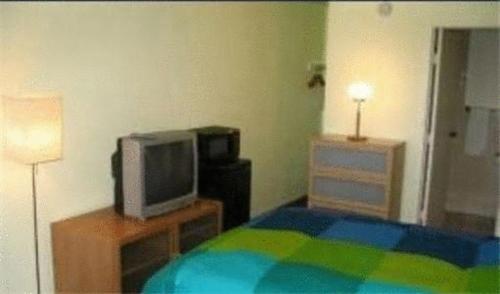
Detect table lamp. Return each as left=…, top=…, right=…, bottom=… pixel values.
left=3, top=95, right=62, bottom=294
left=347, top=82, right=373, bottom=141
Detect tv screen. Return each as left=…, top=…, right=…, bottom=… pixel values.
left=144, top=140, right=194, bottom=205
left=208, top=137, right=229, bottom=158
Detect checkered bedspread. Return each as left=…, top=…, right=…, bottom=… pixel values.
left=143, top=207, right=499, bottom=293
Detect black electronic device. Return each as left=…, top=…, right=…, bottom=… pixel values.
left=192, top=126, right=240, bottom=165
left=198, top=159, right=251, bottom=231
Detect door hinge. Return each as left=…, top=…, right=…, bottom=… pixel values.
left=431, top=52, right=439, bottom=65
left=426, top=132, right=433, bottom=146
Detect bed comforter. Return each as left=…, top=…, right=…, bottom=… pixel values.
left=143, top=207, right=499, bottom=293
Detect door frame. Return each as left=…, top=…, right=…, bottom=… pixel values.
left=419, top=26, right=500, bottom=229
left=418, top=27, right=443, bottom=226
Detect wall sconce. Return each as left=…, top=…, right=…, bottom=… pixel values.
left=307, top=61, right=326, bottom=89
left=347, top=82, right=373, bottom=142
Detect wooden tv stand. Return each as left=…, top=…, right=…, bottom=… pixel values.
left=51, top=198, right=222, bottom=293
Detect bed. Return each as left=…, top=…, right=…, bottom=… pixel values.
left=143, top=207, right=499, bottom=293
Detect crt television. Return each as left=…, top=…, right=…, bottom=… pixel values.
left=112, top=130, right=197, bottom=220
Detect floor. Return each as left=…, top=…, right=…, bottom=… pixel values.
left=292, top=196, right=496, bottom=237
left=443, top=210, right=496, bottom=236
left=284, top=195, right=308, bottom=208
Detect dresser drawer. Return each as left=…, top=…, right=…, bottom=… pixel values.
left=313, top=145, right=387, bottom=173
left=311, top=176, right=386, bottom=206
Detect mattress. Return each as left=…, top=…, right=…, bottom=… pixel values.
left=143, top=207, right=499, bottom=293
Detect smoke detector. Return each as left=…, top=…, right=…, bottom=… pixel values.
left=378, top=2, right=393, bottom=17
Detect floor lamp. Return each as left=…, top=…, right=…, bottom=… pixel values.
left=3, top=95, right=63, bottom=294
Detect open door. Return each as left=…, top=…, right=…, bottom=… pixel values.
left=421, top=29, right=469, bottom=228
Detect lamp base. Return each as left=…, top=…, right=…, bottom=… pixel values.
left=347, top=135, right=368, bottom=142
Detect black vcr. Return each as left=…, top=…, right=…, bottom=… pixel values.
left=192, top=126, right=240, bottom=165
left=198, top=159, right=251, bottom=231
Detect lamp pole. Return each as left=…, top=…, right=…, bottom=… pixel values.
left=348, top=100, right=367, bottom=142
left=31, top=163, right=41, bottom=294
left=355, top=100, right=362, bottom=139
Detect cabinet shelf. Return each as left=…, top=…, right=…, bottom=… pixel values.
left=180, top=223, right=218, bottom=239
left=122, top=255, right=170, bottom=277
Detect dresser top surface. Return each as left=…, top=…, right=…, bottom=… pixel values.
left=312, top=134, right=404, bottom=148
left=51, top=198, right=221, bottom=243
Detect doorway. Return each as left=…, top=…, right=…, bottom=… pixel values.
left=421, top=28, right=499, bottom=236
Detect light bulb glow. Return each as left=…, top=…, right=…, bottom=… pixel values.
left=347, top=82, right=373, bottom=102
left=2, top=96, right=62, bottom=164
left=6, top=125, right=58, bottom=149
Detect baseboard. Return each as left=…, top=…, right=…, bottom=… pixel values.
left=248, top=195, right=309, bottom=226
left=280, top=195, right=308, bottom=208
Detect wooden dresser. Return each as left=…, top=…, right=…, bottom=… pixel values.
left=308, top=134, right=405, bottom=220
left=52, top=199, right=222, bottom=293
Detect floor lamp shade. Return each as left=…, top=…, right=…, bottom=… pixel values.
left=3, top=96, right=62, bottom=164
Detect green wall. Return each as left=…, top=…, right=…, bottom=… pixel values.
left=0, top=3, right=326, bottom=292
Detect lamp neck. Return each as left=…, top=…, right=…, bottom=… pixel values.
left=355, top=101, right=363, bottom=139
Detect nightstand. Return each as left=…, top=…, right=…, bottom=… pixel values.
left=308, top=134, right=405, bottom=220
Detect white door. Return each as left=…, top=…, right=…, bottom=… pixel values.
left=421, top=29, right=469, bottom=228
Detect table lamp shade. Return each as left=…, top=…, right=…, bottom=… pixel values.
left=347, top=82, right=373, bottom=102
left=3, top=96, right=62, bottom=164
